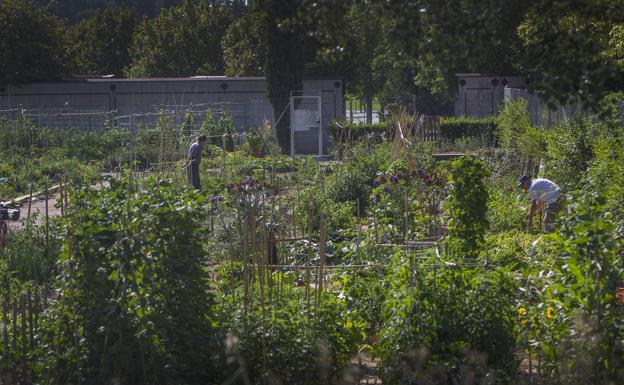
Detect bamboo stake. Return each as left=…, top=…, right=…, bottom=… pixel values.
left=2, top=276, right=9, bottom=354
left=27, top=183, right=33, bottom=219
left=28, top=289, right=34, bottom=351
left=305, top=211, right=312, bottom=309
left=20, top=294, right=27, bottom=378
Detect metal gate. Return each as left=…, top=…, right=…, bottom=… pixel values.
left=290, top=93, right=322, bottom=156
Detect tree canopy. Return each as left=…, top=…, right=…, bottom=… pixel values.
left=124, top=1, right=232, bottom=77
left=0, top=0, right=72, bottom=85
left=71, top=6, right=139, bottom=76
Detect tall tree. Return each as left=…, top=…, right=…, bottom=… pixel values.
left=0, top=0, right=72, bottom=85
left=517, top=0, right=624, bottom=108
left=71, top=6, right=139, bottom=76
left=265, top=0, right=304, bottom=153
left=124, top=0, right=232, bottom=77
left=222, top=5, right=267, bottom=76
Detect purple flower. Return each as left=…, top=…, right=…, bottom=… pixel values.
left=217, top=196, right=223, bottom=202
left=372, top=194, right=381, bottom=204
left=210, top=196, right=217, bottom=203
left=425, top=178, right=433, bottom=186
left=372, top=180, right=379, bottom=187
left=417, top=168, right=426, bottom=177
left=390, top=175, right=399, bottom=184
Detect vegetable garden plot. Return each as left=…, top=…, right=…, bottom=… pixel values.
left=1, top=102, right=624, bottom=384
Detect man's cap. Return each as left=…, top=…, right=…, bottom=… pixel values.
left=517, top=175, right=531, bottom=188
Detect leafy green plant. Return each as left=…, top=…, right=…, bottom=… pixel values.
left=438, top=116, right=498, bottom=145
left=40, top=174, right=221, bottom=385
left=446, top=157, right=490, bottom=258
left=378, top=250, right=519, bottom=384
left=544, top=118, right=595, bottom=189
left=217, top=281, right=365, bottom=385
left=537, top=192, right=624, bottom=383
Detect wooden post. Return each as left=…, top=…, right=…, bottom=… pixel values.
left=20, top=293, right=27, bottom=378
left=44, top=181, right=49, bottom=260
left=59, top=176, right=65, bottom=216
left=27, top=183, right=33, bottom=219
left=2, top=276, right=9, bottom=354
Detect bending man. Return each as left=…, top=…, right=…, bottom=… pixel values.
left=187, top=135, right=207, bottom=190
left=518, top=175, right=561, bottom=232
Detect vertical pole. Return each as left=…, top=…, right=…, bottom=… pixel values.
left=21, top=294, right=27, bottom=380
left=44, top=181, right=49, bottom=260
left=349, top=98, right=353, bottom=124
left=27, top=182, right=33, bottom=219
left=2, top=276, right=9, bottom=355
left=318, top=94, right=323, bottom=157
left=290, top=96, right=295, bottom=157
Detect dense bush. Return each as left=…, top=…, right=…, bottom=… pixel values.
left=378, top=251, right=518, bottom=384
left=328, top=120, right=389, bottom=144
left=545, top=118, right=596, bottom=190
left=497, top=99, right=547, bottom=169
left=438, top=116, right=498, bottom=145
left=218, top=286, right=365, bottom=385
left=40, top=175, right=220, bottom=385
left=529, top=192, right=624, bottom=383
left=0, top=217, right=61, bottom=282
left=446, top=157, right=490, bottom=258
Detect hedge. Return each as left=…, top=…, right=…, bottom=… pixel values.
left=328, top=121, right=390, bottom=143
left=329, top=117, right=498, bottom=145
left=438, top=117, right=498, bottom=144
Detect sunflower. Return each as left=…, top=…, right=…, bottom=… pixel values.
left=546, top=306, right=555, bottom=319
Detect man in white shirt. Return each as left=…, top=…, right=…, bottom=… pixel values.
left=517, top=175, right=561, bottom=232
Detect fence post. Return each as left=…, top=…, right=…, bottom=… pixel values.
left=2, top=276, right=9, bottom=355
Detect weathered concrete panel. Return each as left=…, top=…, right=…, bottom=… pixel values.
left=0, top=76, right=344, bottom=155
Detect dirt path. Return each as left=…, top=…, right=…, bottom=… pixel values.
left=342, top=350, right=382, bottom=385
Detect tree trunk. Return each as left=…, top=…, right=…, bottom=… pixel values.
left=265, top=0, right=303, bottom=155
left=366, top=96, right=373, bottom=124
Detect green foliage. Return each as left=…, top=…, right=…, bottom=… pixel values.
left=378, top=251, right=518, bottom=384
left=328, top=121, right=389, bottom=144
left=0, top=0, right=72, bottom=84
left=487, top=185, right=526, bottom=232
left=517, top=0, right=624, bottom=109
left=125, top=1, right=232, bottom=77
left=447, top=157, right=490, bottom=258
left=537, top=192, right=624, bottom=383
left=200, top=110, right=236, bottom=150
left=587, top=132, right=624, bottom=238
left=70, top=5, right=138, bottom=76
left=482, top=230, right=552, bottom=269
left=325, top=142, right=385, bottom=214
left=544, top=118, right=595, bottom=189
left=438, top=117, right=498, bottom=145
left=218, top=286, right=364, bottom=385
left=222, top=8, right=267, bottom=76
left=0, top=218, right=61, bottom=282
left=497, top=98, right=547, bottom=163
left=41, top=175, right=220, bottom=384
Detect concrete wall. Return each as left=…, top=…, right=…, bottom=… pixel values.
left=0, top=76, right=345, bottom=155
left=454, top=74, right=531, bottom=118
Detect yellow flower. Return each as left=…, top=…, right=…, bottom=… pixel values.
left=518, top=307, right=527, bottom=317
left=546, top=306, right=555, bottom=319
left=521, top=319, right=528, bottom=326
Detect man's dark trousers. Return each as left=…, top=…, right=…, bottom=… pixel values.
left=188, top=162, right=200, bottom=190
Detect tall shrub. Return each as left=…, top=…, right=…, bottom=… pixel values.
left=41, top=175, right=220, bottom=385
left=447, top=157, right=489, bottom=258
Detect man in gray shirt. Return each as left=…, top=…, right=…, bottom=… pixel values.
left=187, top=135, right=207, bottom=190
